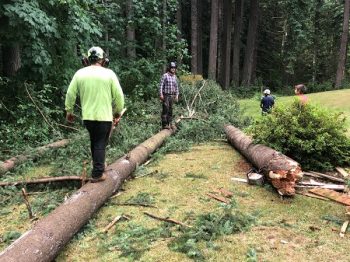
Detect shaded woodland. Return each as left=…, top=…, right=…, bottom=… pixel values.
left=1, top=0, right=350, bottom=149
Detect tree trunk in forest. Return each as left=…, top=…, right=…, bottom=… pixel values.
left=162, top=0, right=167, bottom=66
left=2, top=43, right=21, bottom=77
left=197, top=1, right=203, bottom=75
left=176, top=0, right=183, bottom=65
left=335, top=0, right=350, bottom=88
left=219, top=0, right=233, bottom=90
left=191, top=0, right=199, bottom=74
left=241, top=0, right=259, bottom=86
left=0, top=139, right=70, bottom=176
left=312, top=0, right=321, bottom=84
left=231, top=0, right=244, bottom=87
left=224, top=125, right=303, bottom=196
left=217, top=0, right=224, bottom=80
left=126, top=0, right=136, bottom=59
left=0, top=129, right=175, bottom=262
left=208, top=0, right=219, bottom=80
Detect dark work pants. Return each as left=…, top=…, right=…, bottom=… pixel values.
left=84, top=120, right=112, bottom=178
left=161, top=94, right=175, bottom=128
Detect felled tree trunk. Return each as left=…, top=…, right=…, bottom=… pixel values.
left=0, top=129, right=174, bottom=262
left=224, top=125, right=303, bottom=196
left=0, top=139, right=70, bottom=176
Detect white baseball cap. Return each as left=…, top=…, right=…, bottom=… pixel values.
left=263, top=89, right=271, bottom=95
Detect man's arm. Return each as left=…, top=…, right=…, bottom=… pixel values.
left=111, top=72, right=125, bottom=118
left=159, top=74, right=166, bottom=101
left=65, top=74, right=79, bottom=122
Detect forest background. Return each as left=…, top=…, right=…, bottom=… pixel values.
left=1, top=0, right=350, bottom=152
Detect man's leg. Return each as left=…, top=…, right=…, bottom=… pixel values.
left=161, top=95, right=170, bottom=128
left=84, top=121, right=112, bottom=178
left=168, top=95, right=174, bottom=127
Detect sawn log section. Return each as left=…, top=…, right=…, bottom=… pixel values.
left=0, top=128, right=174, bottom=262
left=224, top=125, right=303, bottom=196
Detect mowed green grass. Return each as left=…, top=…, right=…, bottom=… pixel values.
left=239, top=89, right=350, bottom=131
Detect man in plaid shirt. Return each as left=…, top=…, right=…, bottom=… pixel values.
left=159, top=62, right=179, bottom=129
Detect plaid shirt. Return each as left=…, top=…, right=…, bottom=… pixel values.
left=159, top=72, right=179, bottom=96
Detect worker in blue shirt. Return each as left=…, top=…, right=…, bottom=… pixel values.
left=260, top=89, right=275, bottom=115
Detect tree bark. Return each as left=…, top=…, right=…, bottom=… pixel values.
left=231, top=0, right=244, bottom=87
left=335, top=0, right=350, bottom=88
left=219, top=0, right=233, bottom=89
left=224, top=125, right=303, bottom=196
left=191, top=0, right=199, bottom=74
left=197, top=1, right=203, bottom=75
left=208, top=0, right=219, bottom=80
left=241, top=0, right=259, bottom=86
left=176, top=0, right=183, bottom=65
left=0, top=129, right=175, bottom=261
left=0, top=139, right=70, bottom=176
left=162, top=0, right=167, bottom=65
left=126, top=0, right=136, bottom=59
left=2, top=43, right=21, bottom=77
left=217, top=0, right=224, bottom=80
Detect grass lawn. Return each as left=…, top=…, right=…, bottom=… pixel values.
left=239, top=89, right=350, bottom=132
left=53, top=143, right=349, bottom=262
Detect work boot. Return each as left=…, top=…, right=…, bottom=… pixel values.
left=163, top=125, right=170, bottom=129
left=91, top=173, right=107, bottom=183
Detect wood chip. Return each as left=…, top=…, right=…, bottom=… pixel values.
left=339, top=220, right=349, bottom=237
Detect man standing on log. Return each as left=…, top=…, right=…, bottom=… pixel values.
left=159, top=61, right=179, bottom=129
left=65, top=46, right=124, bottom=182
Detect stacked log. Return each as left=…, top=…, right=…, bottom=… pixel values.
left=224, top=125, right=303, bottom=196
left=0, top=129, right=174, bottom=262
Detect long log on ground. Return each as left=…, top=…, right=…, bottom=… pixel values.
left=0, top=139, right=70, bottom=176
left=0, top=129, right=174, bottom=262
left=224, top=125, right=303, bottom=196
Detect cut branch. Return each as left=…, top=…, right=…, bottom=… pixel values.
left=113, top=203, right=157, bottom=208
left=206, top=193, right=230, bottom=204
left=0, top=176, right=88, bottom=187
left=21, top=188, right=34, bottom=219
left=103, top=215, right=130, bottom=233
left=224, top=125, right=303, bottom=196
left=144, top=211, right=191, bottom=228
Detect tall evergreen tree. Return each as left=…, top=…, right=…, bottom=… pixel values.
left=335, top=0, right=350, bottom=87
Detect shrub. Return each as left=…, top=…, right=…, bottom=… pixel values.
left=248, top=100, right=350, bottom=171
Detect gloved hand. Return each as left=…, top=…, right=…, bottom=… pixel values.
left=66, top=112, right=75, bottom=123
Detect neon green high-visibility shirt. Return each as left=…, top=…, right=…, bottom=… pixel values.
left=65, top=65, right=124, bottom=121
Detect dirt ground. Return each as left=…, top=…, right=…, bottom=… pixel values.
left=52, top=142, right=349, bottom=262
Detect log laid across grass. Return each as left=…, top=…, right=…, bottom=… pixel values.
left=224, top=125, right=303, bottom=196
left=0, top=128, right=174, bottom=262
left=0, top=139, right=70, bottom=176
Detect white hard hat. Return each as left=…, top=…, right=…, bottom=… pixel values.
left=88, top=46, right=105, bottom=59
left=263, top=89, right=271, bottom=95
